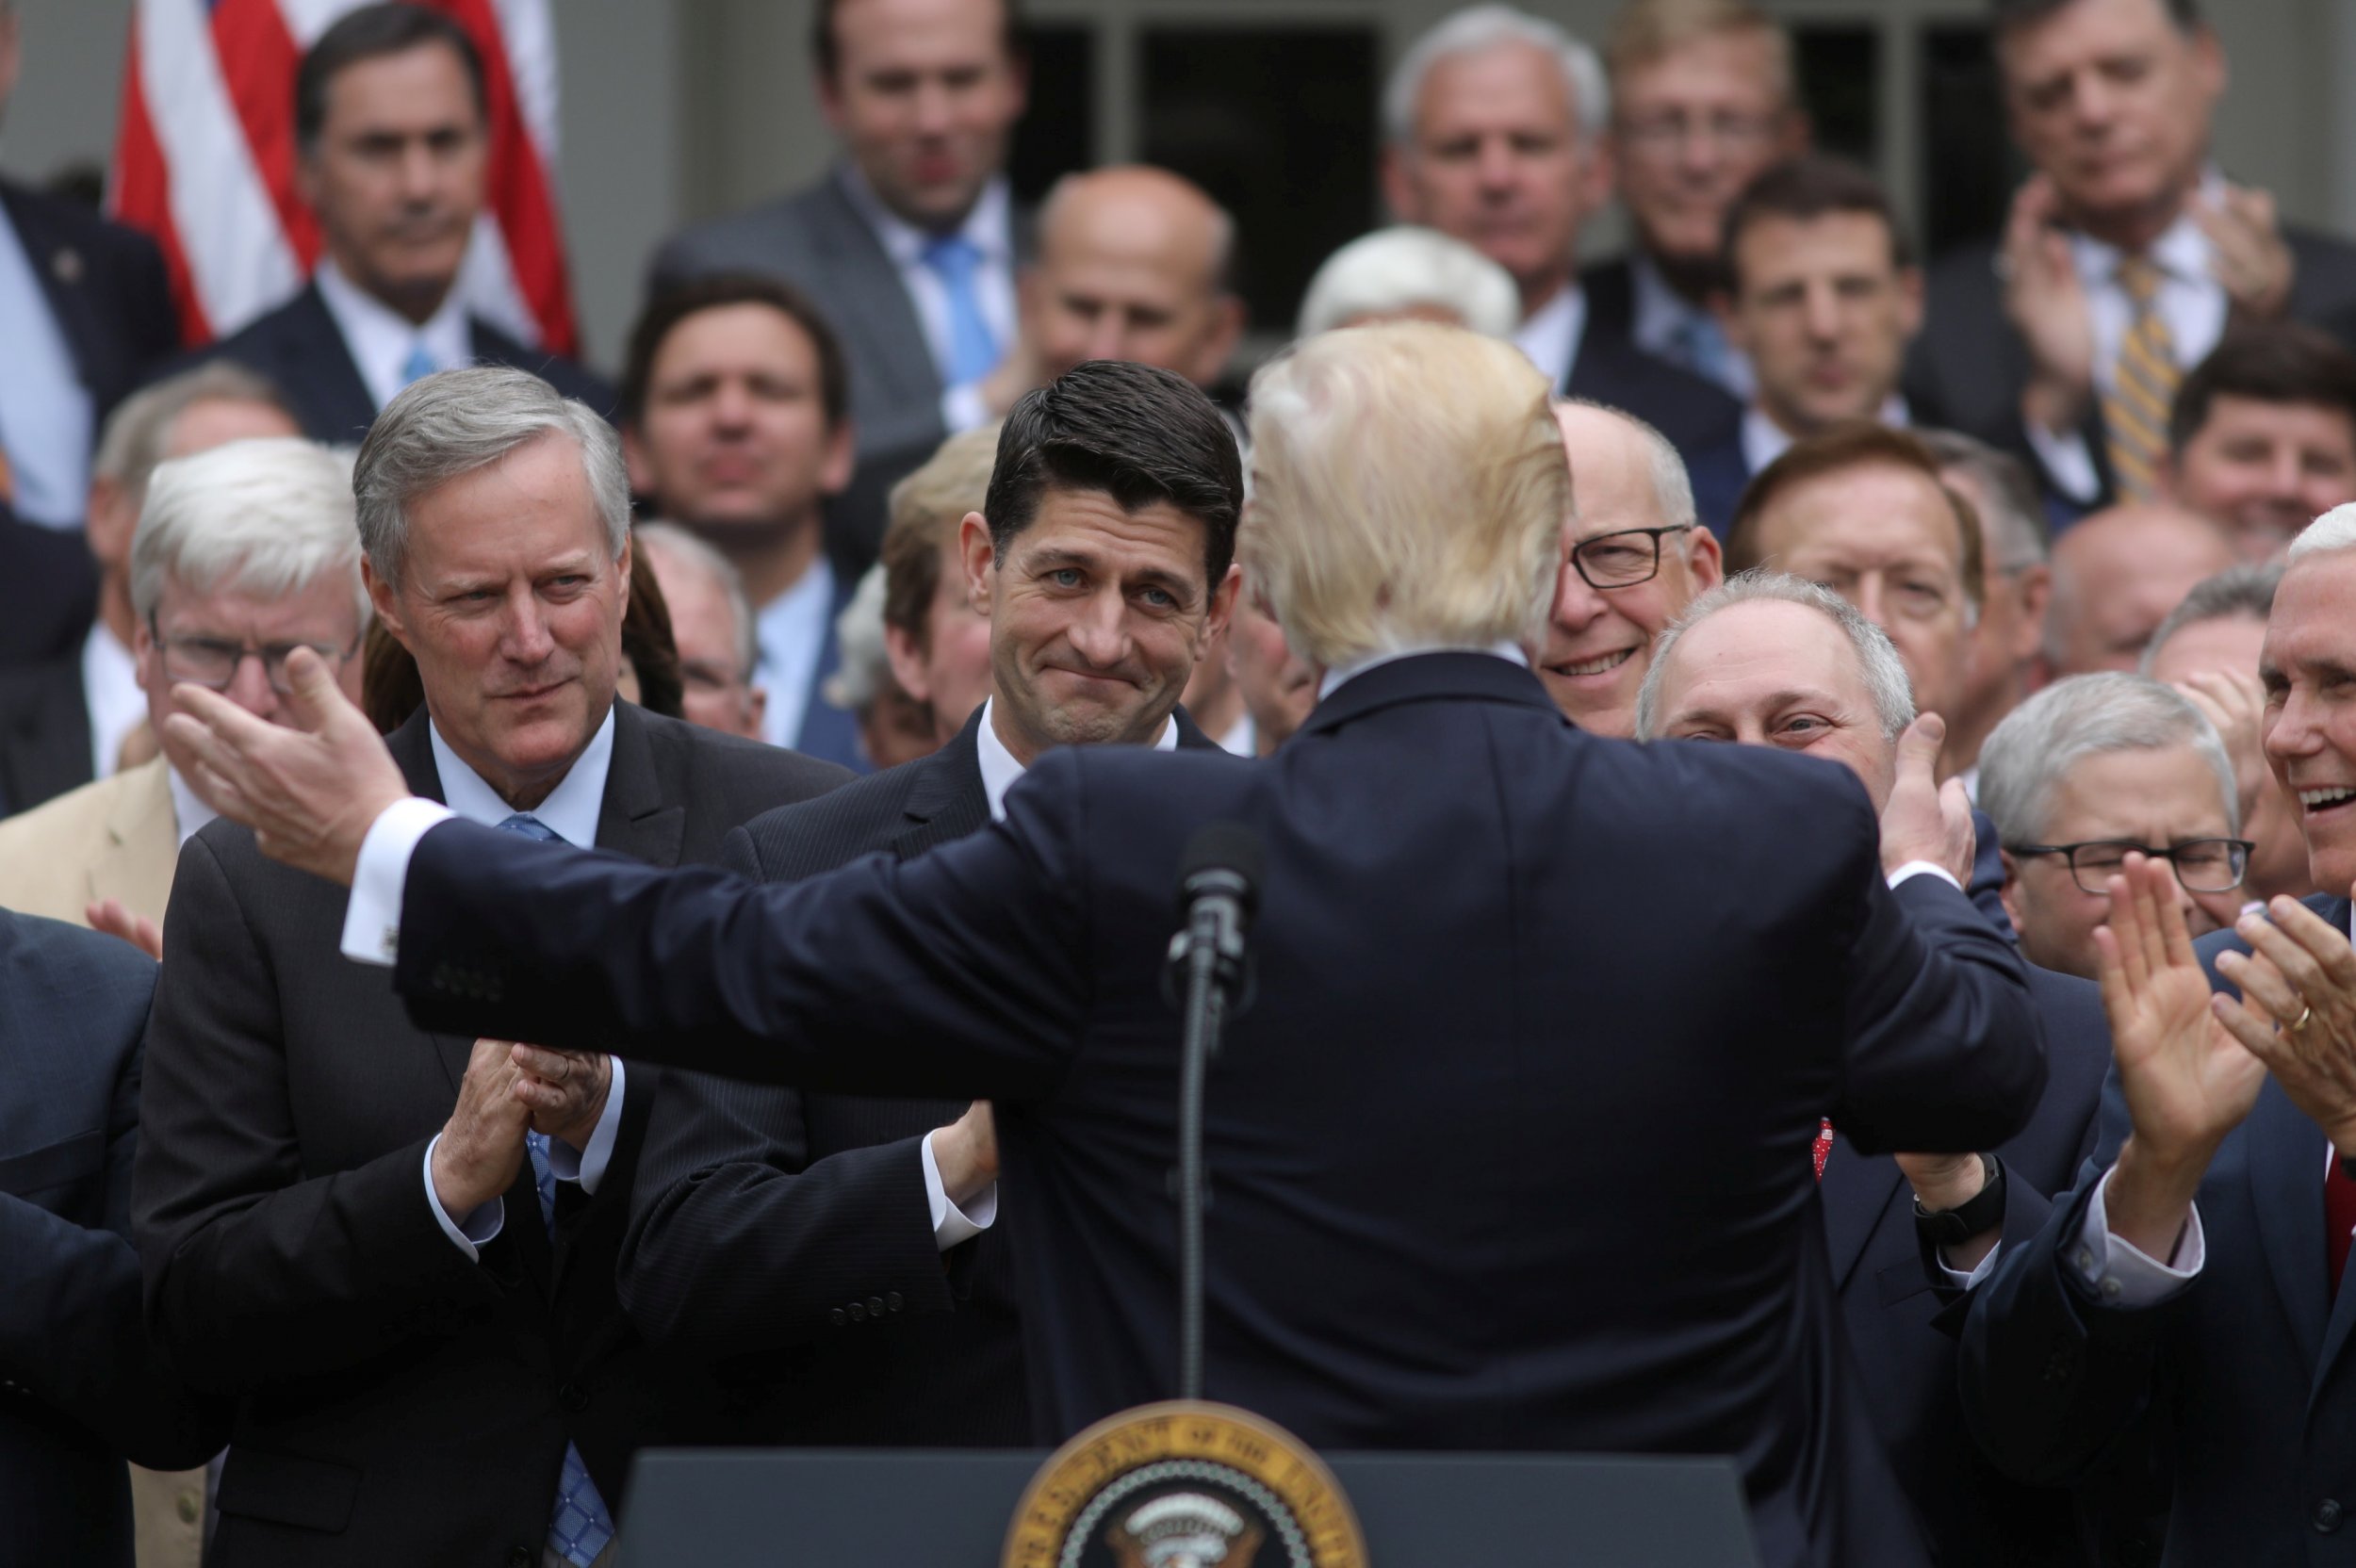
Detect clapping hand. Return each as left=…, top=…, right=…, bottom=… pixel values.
left=2193, top=183, right=2295, bottom=322
left=505, top=1043, right=614, bottom=1152
left=2004, top=176, right=2097, bottom=437
left=2214, top=895, right=2356, bottom=1156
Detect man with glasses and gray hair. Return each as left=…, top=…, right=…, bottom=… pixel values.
left=127, top=367, right=847, bottom=1568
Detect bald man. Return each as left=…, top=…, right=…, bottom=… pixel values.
left=2041, top=505, right=2234, bottom=679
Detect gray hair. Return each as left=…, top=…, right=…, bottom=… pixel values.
left=1635, top=570, right=1915, bottom=742
left=131, top=437, right=369, bottom=630
left=2289, top=501, right=2356, bottom=563
left=823, top=562, right=892, bottom=714
left=353, top=366, right=629, bottom=584
left=1978, top=672, right=2240, bottom=846
left=634, top=521, right=758, bottom=680
left=95, top=361, right=292, bottom=506
left=1561, top=398, right=1697, bottom=533
left=2139, top=562, right=2282, bottom=676
left=1384, top=6, right=1610, bottom=147
left=1296, top=226, right=1523, bottom=339
left=1918, top=428, right=2049, bottom=569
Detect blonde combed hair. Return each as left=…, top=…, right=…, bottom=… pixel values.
left=1244, top=322, right=1566, bottom=670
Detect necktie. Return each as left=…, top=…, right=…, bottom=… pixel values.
left=1812, top=1119, right=1835, bottom=1183
left=919, top=234, right=1000, bottom=387
left=2330, top=1156, right=2356, bottom=1300
left=2102, top=258, right=2179, bottom=501
left=493, top=812, right=616, bottom=1568
left=400, top=341, right=438, bottom=390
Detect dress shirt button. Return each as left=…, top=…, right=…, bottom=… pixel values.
left=2316, top=1498, right=2344, bottom=1533
left=2074, top=1247, right=2096, bottom=1273
left=847, top=1302, right=867, bottom=1321
left=830, top=1308, right=847, bottom=1328
left=175, top=1490, right=201, bottom=1525
left=867, top=1296, right=886, bottom=1316
left=558, top=1380, right=589, bottom=1413
left=886, top=1292, right=904, bottom=1312
left=2100, top=1277, right=2122, bottom=1300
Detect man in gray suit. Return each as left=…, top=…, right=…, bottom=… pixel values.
left=649, top=0, right=1034, bottom=572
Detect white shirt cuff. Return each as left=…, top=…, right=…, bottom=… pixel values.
left=1887, top=861, right=1964, bottom=892
left=537, top=1057, right=626, bottom=1196
left=941, top=382, right=991, bottom=434
left=920, top=1128, right=998, bottom=1252
left=339, top=797, right=456, bottom=967
left=423, top=1134, right=504, bottom=1259
left=1937, top=1239, right=2004, bottom=1290
left=2069, top=1165, right=2205, bottom=1308
left=2023, top=419, right=2102, bottom=505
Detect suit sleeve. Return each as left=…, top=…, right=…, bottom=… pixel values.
left=395, top=751, right=1096, bottom=1098
left=1835, top=857, right=2048, bottom=1157
left=0, top=956, right=226, bottom=1468
left=133, top=836, right=509, bottom=1394
left=616, top=825, right=958, bottom=1352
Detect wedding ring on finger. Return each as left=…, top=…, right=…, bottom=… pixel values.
left=2288, top=1003, right=2316, bottom=1037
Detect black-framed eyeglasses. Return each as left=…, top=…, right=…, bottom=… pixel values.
left=150, top=615, right=360, bottom=696
left=1570, top=525, right=1696, bottom=590
left=2006, top=838, right=2255, bottom=896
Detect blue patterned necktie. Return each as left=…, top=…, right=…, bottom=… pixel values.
left=919, top=234, right=1000, bottom=386
left=400, top=340, right=438, bottom=389
left=494, top=812, right=615, bottom=1567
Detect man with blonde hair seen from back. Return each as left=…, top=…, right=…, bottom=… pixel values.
left=1382, top=6, right=1738, bottom=454
left=1588, top=0, right=1808, bottom=397
left=173, top=322, right=2043, bottom=1568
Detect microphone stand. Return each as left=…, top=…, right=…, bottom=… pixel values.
left=1167, top=873, right=1252, bottom=1402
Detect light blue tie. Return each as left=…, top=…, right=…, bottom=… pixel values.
left=401, top=341, right=438, bottom=388
left=1674, top=312, right=1730, bottom=387
left=495, top=812, right=616, bottom=1568
left=919, top=235, right=999, bottom=386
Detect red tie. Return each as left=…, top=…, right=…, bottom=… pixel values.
left=2330, top=1157, right=2356, bottom=1298
left=1813, top=1119, right=1835, bottom=1183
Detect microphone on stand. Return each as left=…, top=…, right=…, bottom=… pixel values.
left=1163, top=823, right=1263, bottom=1403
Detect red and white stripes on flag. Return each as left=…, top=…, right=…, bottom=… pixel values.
left=108, top=0, right=580, bottom=356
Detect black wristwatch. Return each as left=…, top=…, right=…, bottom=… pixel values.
left=1912, top=1153, right=2007, bottom=1249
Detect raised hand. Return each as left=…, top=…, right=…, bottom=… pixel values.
left=2193, top=183, right=2294, bottom=322
left=2214, top=894, right=2356, bottom=1155
left=163, top=646, right=410, bottom=886
left=1876, top=713, right=1975, bottom=885
left=2004, top=177, right=2097, bottom=437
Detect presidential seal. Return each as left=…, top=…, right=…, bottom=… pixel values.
left=1003, top=1401, right=1366, bottom=1568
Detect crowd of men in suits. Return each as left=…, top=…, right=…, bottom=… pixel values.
left=11, top=0, right=2356, bottom=1564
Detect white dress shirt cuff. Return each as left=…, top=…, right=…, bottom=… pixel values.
left=1887, top=862, right=1965, bottom=893
left=2023, top=420, right=2102, bottom=506
left=1937, top=1240, right=2004, bottom=1290
left=423, top=1134, right=504, bottom=1259
left=941, top=383, right=992, bottom=435
left=2069, top=1166, right=2205, bottom=1308
left=340, top=797, right=456, bottom=967
left=920, top=1129, right=999, bottom=1252
left=537, top=1057, right=627, bottom=1196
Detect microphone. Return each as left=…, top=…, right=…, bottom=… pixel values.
left=1165, top=823, right=1263, bottom=1404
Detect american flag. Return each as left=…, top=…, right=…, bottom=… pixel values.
left=107, top=0, right=580, bottom=355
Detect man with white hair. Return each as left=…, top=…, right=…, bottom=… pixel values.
left=1966, top=501, right=2356, bottom=1560
left=0, top=363, right=300, bottom=819
left=167, top=321, right=2043, bottom=1568
left=633, top=521, right=768, bottom=743
left=1638, top=572, right=2116, bottom=1565
left=1380, top=5, right=1738, bottom=454
left=1294, top=225, right=1521, bottom=338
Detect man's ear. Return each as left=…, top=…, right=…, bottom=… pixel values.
left=884, top=622, right=933, bottom=706
left=819, top=416, right=857, bottom=499
left=362, top=557, right=411, bottom=650
left=1997, top=853, right=2027, bottom=939
left=958, top=512, right=997, bottom=616
left=1688, top=527, right=1726, bottom=593
left=1203, top=562, right=1242, bottom=645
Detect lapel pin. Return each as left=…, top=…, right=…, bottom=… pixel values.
left=52, top=248, right=84, bottom=285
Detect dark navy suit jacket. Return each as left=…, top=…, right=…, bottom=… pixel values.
left=0, top=179, right=180, bottom=449
left=1563, top=325, right=1741, bottom=461
left=0, top=505, right=97, bottom=672
left=389, top=652, right=2046, bottom=1568
left=786, top=568, right=866, bottom=775
left=1962, top=894, right=2356, bottom=1565
left=1688, top=436, right=1751, bottom=541
left=180, top=283, right=613, bottom=446
left=0, top=912, right=223, bottom=1568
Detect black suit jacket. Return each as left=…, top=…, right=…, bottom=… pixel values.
left=619, top=703, right=1218, bottom=1448
left=0, top=912, right=223, bottom=1568
left=1962, top=893, right=2356, bottom=1565
left=1688, top=434, right=1751, bottom=541
left=1906, top=225, right=2356, bottom=509
left=0, top=179, right=181, bottom=460
left=130, top=703, right=845, bottom=1568
left=180, top=282, right=614, bottom=447
left=0, top=504, right=97, bottom=672
left=1820, top=963, right=2111, bottom=1566
left=390, top=653, right=2046, bottom=1568
left=0, top=655, right=94, bottom=817
left=1565, top=324, right=1742, bottom=461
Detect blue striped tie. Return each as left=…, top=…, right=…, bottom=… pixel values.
left=494, top=812, right=615, bottom=1567
left=401, top=341, right=438, bottom=389
left=920, top=235, right=999, bottom=386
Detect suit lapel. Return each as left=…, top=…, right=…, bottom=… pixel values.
left=812, top=173, right=943, bottom=404
left=893, top=718, right=990, bottom=859
left=85, top=760, right=176, bottom=918
left=2308, top=899, right=2356, bottom=1404
left=279, top=286, right=381, bottom=444
left=592, top=704, right=686, bottom=868
left=1819, top=1138, right=1906, bottom=1294
left=3, top=185, right=105, bottom=397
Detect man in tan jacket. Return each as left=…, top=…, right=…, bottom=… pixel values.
left=0, top=433, right=367, bottom=1568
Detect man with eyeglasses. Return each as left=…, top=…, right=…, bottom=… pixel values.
left=1541, top=400, right=1723, bottom=735
left=0, top=436, right=364, bottom=947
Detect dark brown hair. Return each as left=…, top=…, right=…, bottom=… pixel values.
left=297, top=5, right=486, bottom=155
left=619, top=274, right=850, bottom=432
left=2169, top=323, right=2356, bottom=453
left=1726, top=421, right=1985, bottom=613
left=1720, top=155, right=1912, bottom=294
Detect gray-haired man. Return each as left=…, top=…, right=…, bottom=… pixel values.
left=128, top=367, right=848, bottom=1568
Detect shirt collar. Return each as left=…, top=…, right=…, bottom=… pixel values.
left=314, top=258, right=474, bottom=410
left=836, top=163, right=1014, bottom=270
left=167, top=763, right=217, bottom=849
left=1512, top=283, right=1588, bottom=388
left=975, top=695, right=1178, bottom=822
left=427, top=704, right=616, bottom=847
left=1628, top=251, right=1707, bottom=348
left=1318, top=642, right=1530, bottom=702
left=81, top=620, right=144, bottom=778
left=755, top=556, right=837, bottom=667
left=2067, top=167, right=2227, bottom=287
left=1742, top=397, right=1909, bottom=474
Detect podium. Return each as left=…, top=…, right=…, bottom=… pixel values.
left=616, top=1447, right=1762, bottom=1566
